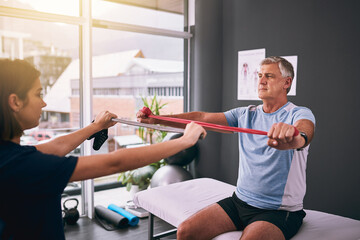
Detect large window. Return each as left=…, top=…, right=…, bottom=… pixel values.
left=92, top=0, right=184, bottom=31
left=89, top=28, right=185, bottom=198
left=0, top=0, right=192, bottom=218
left=0, top=0, right=79, bottom=16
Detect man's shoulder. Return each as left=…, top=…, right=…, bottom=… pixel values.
left=284, top=102, right=312, bottom=112
left=284, top=102, right=316, bottom=123
left=225, top=105, right=262, bottom=119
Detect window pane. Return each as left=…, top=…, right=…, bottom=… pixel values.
left=92, top=0, right=184, bottom=31
left=0, top=16, right=79, bottom=131
left=0, top=0, right=79, bottom=16
left=0, top=16, right=82, bottom=211
left=87, top=27, right=184, bottom=204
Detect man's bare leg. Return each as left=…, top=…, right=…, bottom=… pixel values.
left=177, top=203, right=237, bottom=240
left=240, top=221, right=285, bottom=240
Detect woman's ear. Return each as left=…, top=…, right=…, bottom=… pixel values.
left=8, top=93, right=23, bottom=113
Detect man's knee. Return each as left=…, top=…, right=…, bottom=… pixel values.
left=242, top=221, right=285, bottom=240
left=177, top=220, right=194, bottom=240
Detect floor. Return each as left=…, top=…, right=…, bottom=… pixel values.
left=65, top=215, right=176, bottom=240
left=64, top=187, right=177, bottom=240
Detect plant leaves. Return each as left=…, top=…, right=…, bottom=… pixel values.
left=126, top=182, right=132, bottom=192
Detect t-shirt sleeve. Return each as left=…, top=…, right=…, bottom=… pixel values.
left=292, top=107, right=316, bottom=125
left=224, top=107, right=246, bottom=127
left=8, top=148, right=78, bottom=195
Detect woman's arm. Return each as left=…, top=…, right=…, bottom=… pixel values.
left=35, top=111, right=117, bottom=156
left=69, top=122, right=206, bottom=181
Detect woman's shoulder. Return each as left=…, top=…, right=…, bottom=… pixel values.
left=0, top=141, right=37, bottom=166
left=0, top=141, right=36, bottom=152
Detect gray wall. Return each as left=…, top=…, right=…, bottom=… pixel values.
left=192, top=0, right=360, bottom=220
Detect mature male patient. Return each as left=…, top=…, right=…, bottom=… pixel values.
left=137, top=56, right=315, bottom=240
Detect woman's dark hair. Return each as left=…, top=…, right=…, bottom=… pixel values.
left=0, top=59, right=40, bottom=141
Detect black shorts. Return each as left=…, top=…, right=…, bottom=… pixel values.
left=217, top=193, right=306, bottom=240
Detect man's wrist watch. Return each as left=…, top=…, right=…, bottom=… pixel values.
left=296, top=132, right=308, bottom=151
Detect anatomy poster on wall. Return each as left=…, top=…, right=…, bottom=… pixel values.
left=237, top=48, right=265, bottom=100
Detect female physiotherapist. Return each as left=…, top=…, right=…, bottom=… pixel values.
left=0, top=59, right=206, bottom=239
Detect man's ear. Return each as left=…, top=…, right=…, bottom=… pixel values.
left=284, top=77, right=292, bottom=90
left=8, top=93, right=23, bottom=112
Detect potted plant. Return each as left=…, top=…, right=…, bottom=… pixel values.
left=138, top=94, right=168, bottom=144
left=118, top=165, right=157, bottom=192
left=118, top=94, right=168, bottom=193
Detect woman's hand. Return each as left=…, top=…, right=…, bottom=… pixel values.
left=181, top=122, right=207, bottom=146
left=93, top=110, right=117, bottom=131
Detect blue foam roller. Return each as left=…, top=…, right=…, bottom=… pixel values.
left=108, top=204, right=139, bottom=226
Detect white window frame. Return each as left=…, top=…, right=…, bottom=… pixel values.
left=0, top=0, right=193, bottom=218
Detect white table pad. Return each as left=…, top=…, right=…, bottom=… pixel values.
left=134, top=178, right=360, bottom=240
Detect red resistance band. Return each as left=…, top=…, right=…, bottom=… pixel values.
left=141, top=107, right=299, bottom=136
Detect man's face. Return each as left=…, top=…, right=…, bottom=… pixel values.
left=257, top=63, right=291, bottom=100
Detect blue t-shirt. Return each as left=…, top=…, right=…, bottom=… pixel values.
left=0, top=141, right=78, bottom=239
left=224, top=102, right=315, bottom=211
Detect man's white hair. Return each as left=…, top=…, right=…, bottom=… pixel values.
left=260, top=56, right=294, bottom=93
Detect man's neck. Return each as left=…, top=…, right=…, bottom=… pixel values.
left=262, top=98, right=288, bottom=113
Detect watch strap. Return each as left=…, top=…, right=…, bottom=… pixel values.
left=296, top=132, right=308, bottom=151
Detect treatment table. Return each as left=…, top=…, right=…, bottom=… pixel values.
left=134, top=178, right=360, bottom=240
